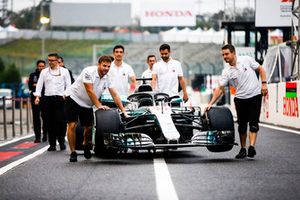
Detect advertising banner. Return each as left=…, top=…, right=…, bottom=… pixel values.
left=140, top=0, right=196, bottom=27
left=50, top=3, right=131, bottom=27
left=255, top=0, right=294, bottom=27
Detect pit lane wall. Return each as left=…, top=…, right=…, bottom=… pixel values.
left=230, top=81, right=300, bottom=129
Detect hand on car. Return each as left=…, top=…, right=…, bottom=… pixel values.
left=98, top=105, right=110, bottom=110
left=183, top=93, right=189, bottom=103
left=204, top=104, right=213, bottom=112
left=122, top=111, right=129, bottom=118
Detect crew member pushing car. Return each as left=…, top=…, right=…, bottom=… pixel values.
left=65, top=55, right=127, bottom=162
left=206, top=44, right=268, bottom=159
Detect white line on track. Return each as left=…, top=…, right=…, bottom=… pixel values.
left=0, top=145, right=48, bottom=176
left=260, top=123, right=300, bottom=135
left=154, top=158, right=179, bottom=200
left=0, top=133, right=34, bottom=147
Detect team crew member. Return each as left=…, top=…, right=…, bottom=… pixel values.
left=34, top=53, right=71, bottom=151
left=206, top=44, right=268, bottom=159
left=141, top=55, right=156, bottom=84
left=58, top=56, right=75, bottom=84
left=28, top=59, right=47, bottom=143
left=151, top=43, right=189, bottom=102
left=65, top=55, right=127, bottom=162
left=108, top=45, right=137, bottom=95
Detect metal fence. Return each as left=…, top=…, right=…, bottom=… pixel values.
left=0, top=29, right=162, bottom=42
left=0, top=97, right=32, bottom=141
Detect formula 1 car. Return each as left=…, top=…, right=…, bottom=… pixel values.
left=76, top=81, right=236, bottom=156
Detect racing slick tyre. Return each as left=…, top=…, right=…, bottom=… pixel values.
left=94, top=109, right=121, bottom=157
left=206, top=106, right=235, bottom=152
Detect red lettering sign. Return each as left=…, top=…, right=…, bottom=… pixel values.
left=283, top=97, right=299, bottom=117
left=145, top=10, right=193, bottom=17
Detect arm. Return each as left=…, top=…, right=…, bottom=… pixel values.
left=34, top=71, right=44, bottom=105
left=34, top=72, right=44, bottom=97
left=130, top=76, right=137, bottom=91
left=28, top=74, right=34, bottom=94
left=151, top=74, right=157, bottom=91
left=83, top=82, right=108, bottom=109
left=65, top=69, right=72, bottom=91
left=257, top=65, right=268, bottom=96
left=178, top=76, right=189, bottom=102
left=108, top=87, right=127, bottom=115
left=206, top=85, right=225, bottom=111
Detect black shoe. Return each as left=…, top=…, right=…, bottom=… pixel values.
left=235, top=148, right=247, bottom=159
left=60, top=144, right=66, bottom=151
left=69, top=152, right=77, bottom=162
left=34, top=139, right=41, bottom=143
left=47, top=146, right=56, bottom=151
left=248, top=146, right=256, bottom=158
left=83, top=144, right=92, bottom=159
left=42, top=136, right=47, bottom=142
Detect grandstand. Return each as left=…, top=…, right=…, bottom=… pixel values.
left=92, top=42, right=224, bottom=82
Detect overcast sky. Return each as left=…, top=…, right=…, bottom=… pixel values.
left=12, top=0, right=255, bottom=16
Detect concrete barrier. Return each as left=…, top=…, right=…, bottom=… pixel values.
left=230, top=81, right=300, bottom=129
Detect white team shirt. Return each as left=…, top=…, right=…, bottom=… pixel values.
left=219, top=55, right=261, bottom=99
left=152, top=58, right=183, bottom=97
left=141, top=68, right=152, bottom=84
left=108, top=61, right=135, bottom=95
left=66, top=66, right=113, bottom=108
left=34, top=66, right=71, bottom=97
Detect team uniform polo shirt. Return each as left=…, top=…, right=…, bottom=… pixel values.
left=34, top=66, right=71, bottom=97
left=141, top=68, right=152, bottom=84
left=219, top=56, right=261, bottom=99
left=66, top=66, right=113, bottom=108
left=152, top=58, right=183, bottom=97
left=108, top=61, right=135, bottom=96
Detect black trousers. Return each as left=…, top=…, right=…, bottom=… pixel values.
left=43, top=96, right=66, bottom=147
left=31, top=97, right=47, bottom=140
left=234, top=94, right=262, bottom=134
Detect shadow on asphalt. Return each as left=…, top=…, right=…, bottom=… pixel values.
left=69, top=148, right=251, bottom=165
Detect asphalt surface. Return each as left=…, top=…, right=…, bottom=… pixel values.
left=0, top=125, right=300, bottom=200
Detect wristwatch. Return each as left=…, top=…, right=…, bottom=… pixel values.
left=261, top=81, right=267, bottom=84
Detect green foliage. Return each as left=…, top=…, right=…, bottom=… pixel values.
left=0, top=63, right=21, bottom=84
left=10, top=9, right=37, bottom=29
left=0, top=39, right=114, bottom=76
left=0, top=57, right=5, bottom=72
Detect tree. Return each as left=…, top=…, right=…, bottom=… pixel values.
left=0, top=57, right=5, bottom=72
left=1, top=63, right=21, bottom=84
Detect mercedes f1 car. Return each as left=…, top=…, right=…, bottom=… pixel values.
left=76, top=81, right=236, bottom=156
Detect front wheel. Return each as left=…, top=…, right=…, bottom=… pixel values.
left=94, top=109, right=121, bottom=156
left=206, top=106, right=235, bottom=152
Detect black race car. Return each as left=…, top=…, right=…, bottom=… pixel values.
left=76, top=81, right=236, bottom=156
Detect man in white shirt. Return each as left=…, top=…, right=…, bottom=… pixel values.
left=151, top=44, right=189, bottom=102
left=206, top=44, right=268, bottom=159
left=141, top=55, right=156, bottom=84
left=34, top=53, right=71, bottom=152
left=108, top=45, right=137, bottom=96
left=65, top=55, right=127, bottom=162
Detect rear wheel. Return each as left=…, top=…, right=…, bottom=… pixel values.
left=94, top=109, right=121, bottom=156
left=206, top=106, right=235, bottom=152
